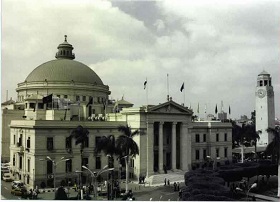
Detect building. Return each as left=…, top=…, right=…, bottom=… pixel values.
left=255, top=70, right=275, bottom=146
left=4, top=36, right=232, bottom=189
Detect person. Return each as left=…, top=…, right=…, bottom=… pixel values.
left=74, top=183, right=77, bottom=192
left=164, top=178, right=167, bottom=186
left=179, top=189, right=182, bottom=198
left=177, top=183, right=180, bottom=191
left=55, top=186, right=68, bottom=200
left=163, top=165, right=167, bottom=174
left=167, top=179, right=170, bottom=186
left=173, top=182, right=177, bottom=192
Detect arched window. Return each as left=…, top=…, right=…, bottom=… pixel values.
left=63, top=50, right=66, bottom=55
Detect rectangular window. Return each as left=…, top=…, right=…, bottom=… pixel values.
left=269, top=80, right=271, bottom=86
left=96, top=157, right=101, bottom=169
left=224, top=148, right=228, bottom=158
left=260, top=80, right=263, bottom=86
left=47, top=137, right=53, bottom=151
left=216, top=133, right=219, bottom=142
left=64, top=95, right=68, bottom=99
left=84, top=137, right=89, bottom=148
left=19, top=156, right=23, bottom=169
left=203, top=134, right=206, bottom=142
left=13, top=155, right=15, bottom=166
left=76, top=96, right=80, bottom=101
left=27, top=137, right=30, bottom=148
left=66, top=137, right=72, bottom=149
left=216, top=148, right=220, bottom=158
left=203, top=149, right=207, bottom=159
left=195, top=150, right=200, bottom=160
left=95, top=136, right=101, bottom=147
left=47, top=161, right=53, bottom=174
left=66, top=159, right=72, bottom=173
left=38, top=103, right=44, bottom=109
left=264, top=80, right=268, bottom=86
left=57, top=95, right=60, bottom=98
left=224, top=133, right=227, bottom=142
left=83, top=96, right=86, bottom=102
left=195, top=134, right=200, bottom=143
left=14, top=135, right=16, bottom=145
left=19, top=134, right=22, bottom=146
left=27, top=159, right=30, bottom=172
left=29, top=103, right=35, bottom=109
left=82, top=158, right=88, bottom=167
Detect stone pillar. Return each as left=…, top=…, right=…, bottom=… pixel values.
left=146, top=122, right=154, bottom=178
left=180, top=122, right=191, bottom=171
left=158, top=122, right=164, bottom=173
left=172, top=122, right=177, bottom=170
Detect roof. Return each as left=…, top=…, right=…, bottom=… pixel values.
left=258, top=70, right=270, bottom=76
left=1, top=99, right=15, bottom=106
left=116, top=98, right=133, bottom=106
left=25, top=59, right=103, bottom=85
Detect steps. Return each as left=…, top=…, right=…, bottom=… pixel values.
left=146, top=170, right=185, bottom=186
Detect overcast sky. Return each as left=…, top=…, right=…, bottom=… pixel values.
left=1, top=0, right=280, bottom=119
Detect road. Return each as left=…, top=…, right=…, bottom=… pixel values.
left=1, top=180, right=22, bottom=200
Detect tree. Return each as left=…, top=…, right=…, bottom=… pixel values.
left=69, top=125, right=89, bottom=183
left=265, top=127, right=280, bottom=197
left=242, top=124, right=261, bottom=156
left=116, top=125, right=140, bottom=193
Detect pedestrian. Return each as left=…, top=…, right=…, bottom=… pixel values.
left=177, top=183, right=180, bottom=191
left=179, top=189, right=182, bottom=198
left=164, top=178, right=167, bottom=186
left=167, top=179, right=170, bottom=186
left=173, top=182, right=177, bottom=192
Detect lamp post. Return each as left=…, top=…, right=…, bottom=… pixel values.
left=246, top=183, right=257, bottom=200
left=82, top=165, right=114, bottom=200
left=206, top=156, right=220, bottom=170
left=40, top=156, right=70, bottom=198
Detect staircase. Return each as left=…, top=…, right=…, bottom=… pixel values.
left=146, top=170, right=185, bottom=186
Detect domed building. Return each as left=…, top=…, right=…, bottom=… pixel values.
left=5, top=36, right=233, bottom=192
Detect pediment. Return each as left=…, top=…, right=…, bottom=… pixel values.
left=149, top=100, right=193, bottom=115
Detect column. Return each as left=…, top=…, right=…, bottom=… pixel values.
left=146, top=122, right=154, bottom=178
left=180, top=122, right=191, bottom=171
left=172, top=122, right=177, bottom=170
left=158, top=122, right=164, bottom=173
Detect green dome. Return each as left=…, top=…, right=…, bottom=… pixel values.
left=26, top=59, right=103, bottom=85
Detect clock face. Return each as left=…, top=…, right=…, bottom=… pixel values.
left=267, top=89, right=274, bottom=98
left=257, top=89, right=266, bottom=98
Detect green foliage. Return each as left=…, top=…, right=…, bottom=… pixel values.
left=187, top=194, right=233, bottom=201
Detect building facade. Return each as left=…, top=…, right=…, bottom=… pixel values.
left=4, top=36, right=232, bottom=189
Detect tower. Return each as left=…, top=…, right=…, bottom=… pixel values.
left=255, top=71, right=275, bottom=146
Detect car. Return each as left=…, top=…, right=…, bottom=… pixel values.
left=2, top=173, right=13, bottom=182
left=11, top=180, right=24, bottom=189
left=11, top=187, right=25, bottom=196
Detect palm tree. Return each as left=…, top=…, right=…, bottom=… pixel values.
left=265, top=127, right=280, bottom=197
left=116, top=125, right=140, bottom=193
left=69, top=125, right=89, bottom=184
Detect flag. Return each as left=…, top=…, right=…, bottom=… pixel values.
left=197, top=102, right=200, bottom=113
left=42, top=94, right=53, bottom=104
left=215, top=104, right=218, bottom=114
left=86, top=96, right=93, bottom=107
left=144, top=79, right=147, bottom=89
left=229, top=105, right=231, bottom=115
left=180, top=82, right=184, bottom=92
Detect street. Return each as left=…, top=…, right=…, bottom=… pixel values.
left=1, top=180, right=22, bottom=200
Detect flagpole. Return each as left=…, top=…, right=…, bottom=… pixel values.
left=184, top=82, right=186, bottom=106
left=167, top=74, right=169, bottom=101
left=146, top=77, right=148, bottom=111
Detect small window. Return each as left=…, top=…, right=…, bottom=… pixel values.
left=19, top=156, right=23, bottom=169
left=27, top=159, right=30, bottom=172
left=14, top=135, right=16, bottom=145
left=29, top=103, right=35, bottom=109
left=224, top=133, right=227, bottom=142
left=76, top=96, right=80, bottom=101
left=269, top=80, right=271, bottom=86
left=47, top=137, right=53, bottom=151
left=203, top=134, right=206, bottom=142
left=83, top=96, right=86, bottom=102
left=260, top=80, right=263, bottom=86
left=84, top=137, right=89, bottom=148
left=57, top=95, right=60, bottom=98
left=66, top=159, right=72, bottom=173
left=13, top=155, right=15, bottom=166
left=264, top=80, right=268, bottom=86
left=203, top=149, right=207, bottom=159
left=95, top=137, right=101, bottom=147
left=64, top=95, right=68, bottom=99
left=66, top=137, right=72, bottom=149
left=47, top=161, right=53, bottom=174
left=195, top=150, right=200, bottom=160
left=224, top=148, right=228, bottom=158
left=216, top=134, right=219, bottom=142
left=27, top=137, right=30, bottom=148
left=38, top=103, right=44, bottom=109
left=216, top=148, right=220, bottom=158
left=82, top=158, right=88, bottom=167
left=96, top=157, right=101, bottom=169
left=195, top=134, right=200, bottom=143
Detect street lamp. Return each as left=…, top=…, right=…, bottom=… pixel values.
left=82, top=165, right=114, bottom=200
left=206, top=156, right=220, bottom=170
left=40, top=156, right=70, bottom=198
left=246, top=183, right=257, bottom=200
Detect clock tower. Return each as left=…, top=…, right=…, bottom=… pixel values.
left=255, top=71, right=275, bottom=146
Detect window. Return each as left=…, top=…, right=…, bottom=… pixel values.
left=216, top=148, right=220, bottom=158
left=82, top=158, right=88, bottom=167
left=203, top=134, right=206, bottom=142
left=260, top=80, right=263, bottom=86
left=27, top=159, right=30, bottom=172
left=97, top=97, right=100, bottom=103
left=96, top=157, right=101, bottom=169
left=76, top=96, right=80, bottom=101
left=13, top=155, right=15, bottom=166
left=29, top=103, right=35, bottom=109
left=47, top=137, right=53, bottom=151
left=57, top=95, right=60, bottom=98
left=66, top=137, right=72, bottom=149
left=27, top=137, right=30, bottom=148
left=195, top=134, right=200, bottom=143
left=66, top=159, right=72, bottom=173
left=216, top=134, right=219, bottom=142
left=14, top=135, right=16, bottom=145
left=47, top=161, right=53, bottom=174
left=195, top=150, right=200, bottom=160
left=18, top=134, right=23, bottom=146
left=38, top=103, right=44, bottom=109
left=83, top=96, right=86, bottom=102
left=64, top=95, right=68, bottom=99
left=84, top=137, right=89, bottom=148
left=224, top=148, right=228, bottom=158
left=224, top=133, right=227, bottom=142
left=95, top=137, right=101, bottom=147
left=264, top=80, right=268, bottom=86
left=19, top=156, right=23, bottom=169
left=203, top=149, right=207, bottom=159
left=269, top=80, right=271, bottom=86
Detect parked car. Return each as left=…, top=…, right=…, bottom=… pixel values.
left=11, top=181, right=24, bottom=189
left=1, top=168, right=10, bottom=180
left=2, top=173, right=13, bottom=182
left=11, top=187, right=25, bottom=196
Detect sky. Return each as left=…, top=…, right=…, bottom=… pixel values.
left=1, top=0, right=280, bottom=120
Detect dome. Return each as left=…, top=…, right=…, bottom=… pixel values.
left=25, top=59, right=104, bottom=85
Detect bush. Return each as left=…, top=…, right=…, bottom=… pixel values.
left=187, top=194, right=233, bottom=201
